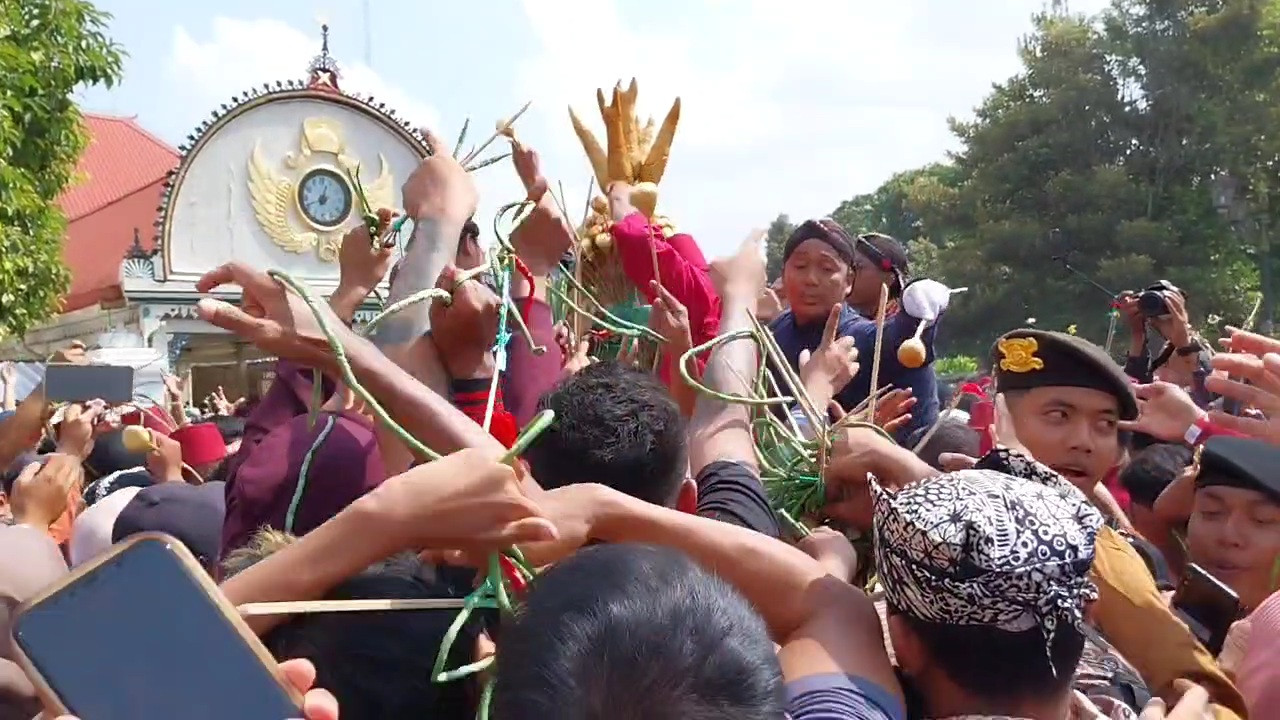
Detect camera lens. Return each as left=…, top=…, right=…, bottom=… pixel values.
left=1138, top=290, right=1169, bottom=317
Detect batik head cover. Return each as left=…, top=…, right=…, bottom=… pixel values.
left=872, top=469, right=1102, bottom=646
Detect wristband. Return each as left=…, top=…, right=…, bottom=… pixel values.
left=1184, top=414, right=1213, bottom=447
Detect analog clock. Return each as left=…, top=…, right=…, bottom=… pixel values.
left=296, top=168, right=353, bottom=229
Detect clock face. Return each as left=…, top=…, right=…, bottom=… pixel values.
left=297, top=168, right=353, bottom=229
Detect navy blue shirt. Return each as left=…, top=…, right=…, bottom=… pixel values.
left=785, top=673, right=905, bottom=720
left=768, top=305, right=939, bottom=441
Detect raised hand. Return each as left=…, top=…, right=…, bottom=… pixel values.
left=427, top=264, right=501, bottom=378
left=756, top=287, right=785, bottom=323
left=873, top=387, right=915, bottom=435
left=709, top=230, right=767, bottom=300
left=1205, top=351, right=1280, bottom=444
left=368, top=447, right=558, bottom=554
left=510, top=136, right=549, bottom=203
left=649, top=280, right=692, bottom=350
left=1116, top=291, right=1146, bottom=338
left=1119, top=382, right=1204, bottom=442
left=162, top=373, right=185, bottom=401
left=798, top=304, right=858, bottom=400
left=338, top=210, right=396, bottom=292
left=615, top=337, right=642, bottom=369
left=402, top=128, right=477, bottom=222
left=195, top=262, right=341, bottom=372
left=56, top=400, right=111, bottom=460
left=1221, top=325, right=1280, bottom=356
left=11, top=454, right=82, bottom=530
left=561, top=338, right=595, bottom=377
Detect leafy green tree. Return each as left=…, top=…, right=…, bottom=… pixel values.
left=828, top=1, right=1273, bottom=356
left=764, top=213, right=794, bottom=282
left=0, top=0, right=123, bottom=336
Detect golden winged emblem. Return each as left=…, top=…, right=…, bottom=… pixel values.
left=246, top=117, right=397, bottom=261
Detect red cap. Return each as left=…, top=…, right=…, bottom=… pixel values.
left=170, top=423, right=227, bottom=466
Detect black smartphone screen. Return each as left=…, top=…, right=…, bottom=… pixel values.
left=44, top=364, right=135, bottom=405
left=13, top=536, right=300, bottom=720
left=1172, top=563, right=1240, bottom=655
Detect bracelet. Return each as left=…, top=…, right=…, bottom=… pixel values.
left=1183, top=414, right=1212, bottom=447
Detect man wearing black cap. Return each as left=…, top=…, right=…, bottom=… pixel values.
left=1185, top=436, right=1280, bottom=612
left=769, top=221, right=941, bottom=438
left=984, top=328, right=1247, bottom=716
left=989, top=328, right=1138, bottom=494
left=847, top=232, right=910, bottom=319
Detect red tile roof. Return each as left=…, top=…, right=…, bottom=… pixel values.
left=56, top=113, right=178, bottom=314
left=59, top=113, right=178, bottom=220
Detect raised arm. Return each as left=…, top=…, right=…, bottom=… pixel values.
left=607, top=183, right=718, bottom=334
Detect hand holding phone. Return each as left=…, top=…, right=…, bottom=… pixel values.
left=9, top=454, right=81, bottom=530
left=45, top=658, right=339, bottom=720
left=12, top=534, right=310, bottom=720
left=1171, top=563, right=1241, bottom=655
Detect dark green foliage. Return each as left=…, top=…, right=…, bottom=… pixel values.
left=829, top=0, right=1280, bottom=356
left=0, top=0, right=123, bottom=336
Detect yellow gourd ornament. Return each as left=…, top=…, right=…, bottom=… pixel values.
left=121, top=425, right=156, bottom=453
left=897, top=320, right=929, bottom=369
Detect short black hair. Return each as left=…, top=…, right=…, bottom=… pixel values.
left=211, top=415, right=245, bottom=443
left=897, top=609, right=1084, bottom=702
left=461, top=218, right=480, bottom=242
left=263, top=554, right=482, bottom=720
left=907, top=418, right=979, bottom=470
left=524, top=362, right=686, bottom=506
left=1120, top=443, right=1192, bottom=508
left=0, top=451, right=39, bottom=496
left=493, top=543, right=784, bottom=720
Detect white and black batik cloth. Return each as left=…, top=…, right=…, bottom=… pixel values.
left=871, top=469, right=1103, bottom=649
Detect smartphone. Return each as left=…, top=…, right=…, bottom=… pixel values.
left=1171, top=562, right=1241, bottom=655
left=11, top=533, right=302, bottom=720
left=44, top=363, right=135, bottom=405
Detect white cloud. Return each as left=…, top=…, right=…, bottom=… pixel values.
left=516, top=0, right=1112, bottom=255
left=168, top=17, right=440, bottom=136
left=157, top=2, right=1115, bottom=261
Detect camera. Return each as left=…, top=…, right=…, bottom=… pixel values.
left=1138, top=280, right=1180, bottom=318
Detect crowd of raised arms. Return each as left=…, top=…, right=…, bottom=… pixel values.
left=2, top=128, right=1279, bottom=720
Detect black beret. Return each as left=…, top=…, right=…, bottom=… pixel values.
left=991, top=329, right=1138, bottom=420
left=1197, top=436, right=1280, bottom=504
left=783, top=218, right=855, bottom=266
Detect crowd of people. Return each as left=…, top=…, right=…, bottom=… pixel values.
left=0, top=126, right=1277, bottom=720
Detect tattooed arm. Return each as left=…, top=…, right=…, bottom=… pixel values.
left=371, top=216, right=463, bottom=348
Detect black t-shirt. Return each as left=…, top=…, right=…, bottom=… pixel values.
left=695, top=460, right=781, bottom=539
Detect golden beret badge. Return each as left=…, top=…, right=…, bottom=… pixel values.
left=997, top=337, right=1045, bottom=373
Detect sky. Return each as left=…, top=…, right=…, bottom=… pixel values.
left=79, top=0, right=1110, bottom=258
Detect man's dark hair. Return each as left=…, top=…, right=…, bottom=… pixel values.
left=898, top=610, right=1084, bottom=702
left=494, top=543, right=784, bottom=720
left=525, top=362, right=686, bottom=505
left=907, top=418, right=979, bottom=470
left=1119, top=443, right=1192, bottom=509
left=263, top=554, right=482, bottom=720
left=0, top=451, right=39, bottom=496
left=461, top=218, right=480, bottom=242
left=211, top=415, right=246, bottom=444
